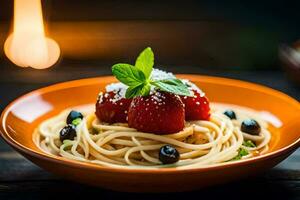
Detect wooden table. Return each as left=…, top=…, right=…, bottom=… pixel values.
left=0, top=66, right=299, bottom=199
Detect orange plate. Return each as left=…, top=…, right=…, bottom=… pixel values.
left=1, top=75, right=300, bottom=192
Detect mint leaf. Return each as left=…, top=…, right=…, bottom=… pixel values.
left=243, top=140, right=256, bottom=147
left=112, top=62, right=151, bottom=98
left=239, top=148, right=249, bottom=156
left=125, top=84, right=144, bottom=98
left=72, top=118, right=81, bottom=126
left=111, top=48, right=195, bottom=99
left=151, top=79, right=192, bottom=96
left=112, top=64, right=146, bottom=86
left=125, top=83, right=151, bottom=98
left=140, top=83, right=151, bottom=96
left=231, top=148, right=249, bottom=161
left=135, top=47, right=154, bottom=79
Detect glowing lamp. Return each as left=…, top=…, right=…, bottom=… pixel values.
left=4, top=0, right=60, bottom=69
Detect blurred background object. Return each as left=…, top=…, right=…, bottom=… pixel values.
left=279, top=42, right=300, bottom=86
left=4, top=0, right=60, bottom=69
left=0, top=0, right=300, bottom=71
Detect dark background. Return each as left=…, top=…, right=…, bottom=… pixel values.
left=1, top=0, right=300, bottom=71
left=0, top=1, right=300, bottom=199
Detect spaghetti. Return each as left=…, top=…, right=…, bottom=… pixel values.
left=34, top=104, right=271, bottom=169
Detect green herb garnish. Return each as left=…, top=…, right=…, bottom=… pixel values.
left=231, top=148, right=249, bottom=161
left=112, top=47, right=192, bottom=98
left=243, top=140, right=256, bottom=148
left=72, top=118, right=82, bottom=126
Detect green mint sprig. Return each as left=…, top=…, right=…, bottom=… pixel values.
left=112, top=47, right=192, bottom=98
left=242, top=140, right=256, bottom=148
left=72, top=118, right=82, bottom=126
left=231, top=148, right=249, bottom=161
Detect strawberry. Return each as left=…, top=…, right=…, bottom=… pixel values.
left=95, top=91, right=132, bottom=123
left=128, top=91, right=185, bottom=134
left=181, top=90, right=210, bottom=120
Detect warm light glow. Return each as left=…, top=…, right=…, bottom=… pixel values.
left=4, top=0, right=60, bottom=69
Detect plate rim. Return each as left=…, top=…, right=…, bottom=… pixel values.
left=1, top=74, right=300, bottom=174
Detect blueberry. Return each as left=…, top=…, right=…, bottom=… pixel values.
left=66, top=110, right=83, bottom=124
left=223, top=110, right=236, bottom=120
left=159, top=145, right=180, bottom=164
left=241, top=119, right=261, bottom=135
left=60, top=124, right=77, bottom=142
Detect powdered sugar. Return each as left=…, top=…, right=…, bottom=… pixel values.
left=104, top=82, right=127, bottom=103
left=151, top=68, right=176, bottom=81
left=106, top=82, right=128, bottom=95
left=181, top=79, right=205, bottom=97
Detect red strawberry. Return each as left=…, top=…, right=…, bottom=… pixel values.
left=95, top=91, right=132, bottom=123
left=181, top=90, right=210, bottom=120
left=128, top=91, right=185, bottom=134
